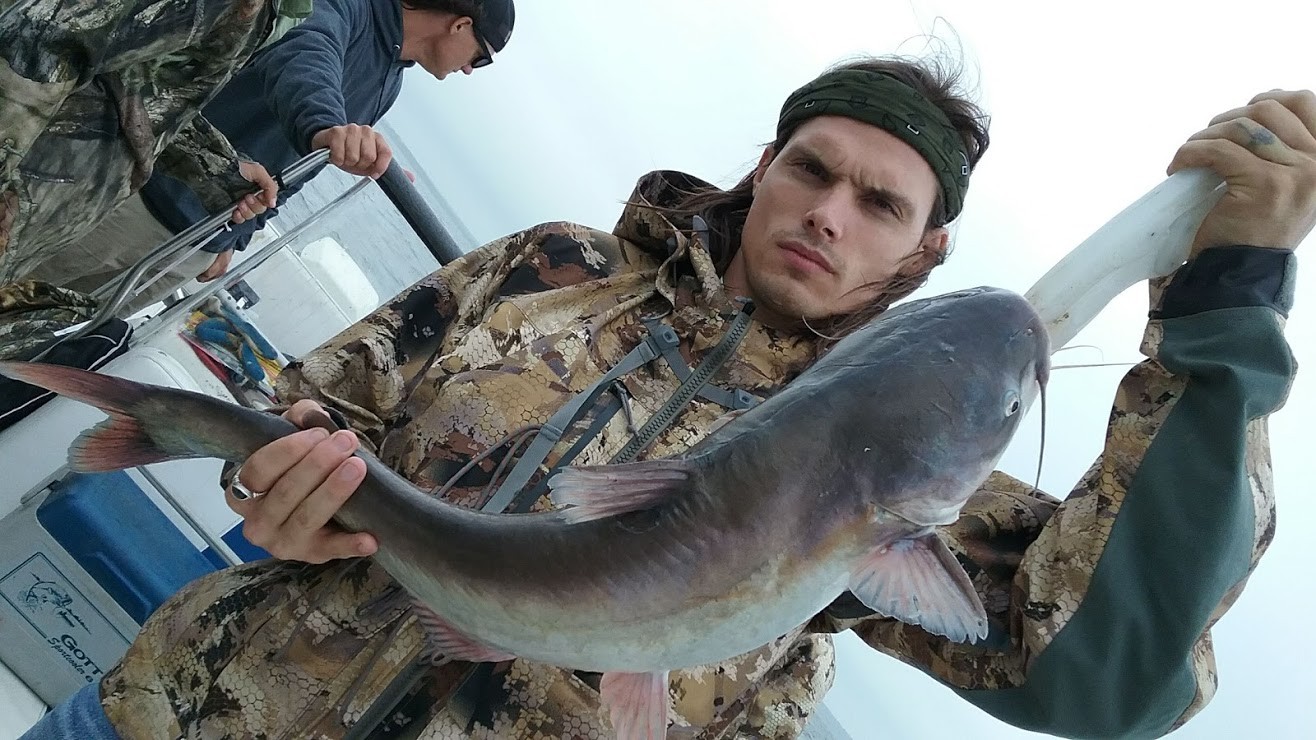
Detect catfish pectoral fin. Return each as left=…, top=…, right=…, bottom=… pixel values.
left=849, top=533, right=989, bottom=644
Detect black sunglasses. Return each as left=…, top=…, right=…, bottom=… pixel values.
left=470, top=27, right=494, bottom=68
left=469, top=1, right=514, bottom=69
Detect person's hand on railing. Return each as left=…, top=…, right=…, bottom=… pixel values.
left=235, top=160, right=279, bottom=224
left=311, top=124, right=394, bottom=180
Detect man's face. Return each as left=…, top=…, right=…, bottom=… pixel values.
left=412, top=16, right=486, bottom=80
left=725, top=115, right=949, bottom=327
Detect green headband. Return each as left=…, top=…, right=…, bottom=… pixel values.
left=776, top=69, right=971, bottom=224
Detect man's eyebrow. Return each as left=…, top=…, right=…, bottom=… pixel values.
left=858, top=184, right=916, bottom=221
left=789, top=139, right=919, bottom=220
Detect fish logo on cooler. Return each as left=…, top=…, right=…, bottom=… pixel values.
left=21, top=573, right=90, bottom=633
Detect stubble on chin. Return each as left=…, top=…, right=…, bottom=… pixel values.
left=743, top=269, right=819, bottom=327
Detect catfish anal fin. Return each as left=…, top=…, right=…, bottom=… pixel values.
left=412, top=601, right=518, bottom=665
left=599, top=670, right=670, bottom=740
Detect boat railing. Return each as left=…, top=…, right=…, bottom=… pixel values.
left=35, top=149, right=465, bottom=362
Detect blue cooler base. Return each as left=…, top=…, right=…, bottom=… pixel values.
left=36, top=470, right=268, bottom=624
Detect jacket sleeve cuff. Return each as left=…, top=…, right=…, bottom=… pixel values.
left=296, top=114, right=346, bottom=156
left=1152, top=246, right=1297, bottom=320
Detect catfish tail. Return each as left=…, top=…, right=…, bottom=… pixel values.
left=0, top=361, right=295, bottom=473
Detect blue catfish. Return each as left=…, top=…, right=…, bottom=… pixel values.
left=0, top=285, right=1050, bottom=740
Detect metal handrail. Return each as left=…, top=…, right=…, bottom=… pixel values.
left=90, top=150, right=334, bottom=305
left=32, top=148, right=467, bottom=361
left=130, top=176, right=375, bottom=346
left=32, top=150, right=333, bottom=360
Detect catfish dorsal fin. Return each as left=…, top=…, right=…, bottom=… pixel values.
left=600, top=670, right=670, bottom=740
left=547, top=460, right=693, bottom=524
left=849, top=533, right=989, bottom=644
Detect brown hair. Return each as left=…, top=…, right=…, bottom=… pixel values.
left=651, top=53, right=990, bottom=351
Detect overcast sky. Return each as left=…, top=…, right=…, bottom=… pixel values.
left=379, top=1, right=1314, bottom=736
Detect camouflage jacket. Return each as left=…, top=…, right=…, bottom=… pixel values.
left=0, top=280, right=99, bottom=361
left=98, top=170, right=1297, bottom=739
left=0, top=0, right=311, bottom=283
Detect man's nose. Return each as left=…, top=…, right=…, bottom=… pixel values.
left=803, top=190, right=845, bottom=242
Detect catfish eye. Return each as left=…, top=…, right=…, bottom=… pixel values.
left=1005, top=392, right=1021, bottom=417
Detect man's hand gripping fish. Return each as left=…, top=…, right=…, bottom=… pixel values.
left=0, top=285, right=1051, bottom=740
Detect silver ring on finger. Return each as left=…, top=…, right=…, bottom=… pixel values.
left=228, top=464, right=268, bottom=501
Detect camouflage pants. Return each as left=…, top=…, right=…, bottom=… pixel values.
left=0, top=0, right=277, bottom=285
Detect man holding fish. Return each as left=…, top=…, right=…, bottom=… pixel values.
left=18, top=57, right=1315, bottom=740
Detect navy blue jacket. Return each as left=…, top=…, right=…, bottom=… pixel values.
left=139, top=0, right=412, bottom=252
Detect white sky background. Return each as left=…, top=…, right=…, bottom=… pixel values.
left=380, top=1, right=1314, bottom=737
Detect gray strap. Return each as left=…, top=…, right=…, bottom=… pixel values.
left=655, top=214, right=759, bottom=412
left=504, top=394, right=623, bottom=514
left=641, top=316, right=760, bottom=411
left=483, top=305, right=759, bottom=512
left=479, top=337, right=662, bottom=513
left=339, top=638, right=431, bottom=740
left=610, top=305, right=755, bottom=464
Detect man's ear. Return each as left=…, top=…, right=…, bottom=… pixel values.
left=904, top=227, right=949, bottom=275
left=751, top=146, right=775, bottom=195
left=449, top=15, right=473, bottom=35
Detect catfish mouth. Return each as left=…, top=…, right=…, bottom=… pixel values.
left=1013, top=309, right=1052, bottom=406
left=1023, top=316, right=1052, bottom=490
